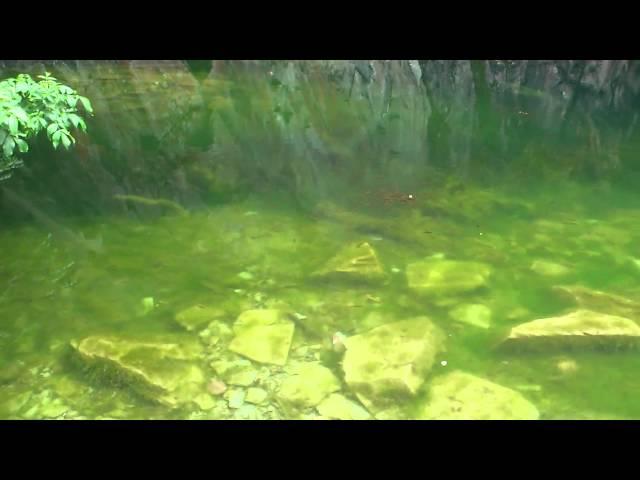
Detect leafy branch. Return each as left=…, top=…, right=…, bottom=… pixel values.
left=0, top=72, right=94, bottom=179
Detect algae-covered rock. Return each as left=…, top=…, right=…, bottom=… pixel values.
left=312, top=241, right=385, bottom=283
left=552, top=285, right=640, bottom=321
left=406, top=259, right=491, bottom=296
left=228, top=309, right=295, bottom=365
left=342, top=317, right=445, bottom=413
left=531, top=260, right=571, bottom=277
left=175, top=305, right=227, bottom=332
left=70, top=335, right=205, bottom=408
left=317, top=393, right=372, bottom=420
left=449, top=304, right=492, bottom=329
left=416, top=371, right=539, bottom=420
left=227, top=368, right=258, bottom=387
left=277, top=362, right=341, bottom=412
left=245, top=387, right=268, bottom=404
left=499, top=309, right=640, bottom=351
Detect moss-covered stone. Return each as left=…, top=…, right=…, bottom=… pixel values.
left=342, top=317, right=445, bottom=413
left=228, top=309, right=295, bottom=365
left=499, top=309, right=640, bottom=351
left=416, top=371, right=539, bottom=420
left=175, top=305, right=227, bottom=332
left=276, top=362, right=341, bottom=411
left=449, top=304, right=492, bottom=329
left=312, top=241, right=385, bottom=283
left=70, top=335, right=206, bottom=408
left=530, top=259, right=571, bottom=277
left=552, top=285, right=640, bottom=321
left=317, top=393, right=372, bottom=420
left=406, top=259, right=491, bottom=296
left=245, top=387, right=268, bottom=404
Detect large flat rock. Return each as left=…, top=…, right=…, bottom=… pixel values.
left=499, top=309, right=640, bottom=351
left=406, top=259, right=491, bottom=296
left=70, top=335, right=205, bottom=408
left=416, top=371, right=539, bottom=420
left=342, top=317, right=445, bottom=413
left=228, top=309, right=295, bottom=366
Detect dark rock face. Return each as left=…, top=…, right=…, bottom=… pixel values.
left=1, top=60, right=638, bottom=217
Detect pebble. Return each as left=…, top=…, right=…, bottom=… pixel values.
left=207, top=379, right=227, bottom=395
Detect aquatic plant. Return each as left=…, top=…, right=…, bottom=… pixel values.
left=0, top=72, right=93, bottom=179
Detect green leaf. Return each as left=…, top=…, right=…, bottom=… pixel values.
left=11, top=107, right=28, bottom=123
left=2, top=136, right=15, bottom=158
left=79, top=96, right=93, bottom=114
left=47, top=123, right=59, bottom=136
left=15, top=138, right=28, bottom=153
left=67, top=113, right=82, bottom=129
left=7, top=116, right=18, bottom=135
left=52, top=130, right=62, bottom=143
left=61, top=132, right=72, bottom=149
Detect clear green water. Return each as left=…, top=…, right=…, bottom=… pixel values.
left=2, top=65, right=640, bottom=420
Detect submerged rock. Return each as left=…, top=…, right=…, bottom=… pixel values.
left=416, top=371, right=539, bottom=420
left=245, top=387, right=268, bottom=405
left=406, top=259, right=491, bottom=296
left=312, top=241, right=385, bottom=283
left=175, top=305, right=227, bottom=332
left=228, top=309, right=295, bottom=366
left=276, top=362, right=341, bottom=412
left=317, top=393, right=372, bottom=420
left=552, top=285, right=640, bottom=321
left=449, top=304, right=492, bottom=329
left=530, top=260, right=571, bottom=277
left=498, top=309, right=640, bottom=351
left=70, top=335, right=205, bottom=408
left=342, top=317, right=445, bottom=414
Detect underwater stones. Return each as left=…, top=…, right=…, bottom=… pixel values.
left=193, top=393, right=216, bottom=410
left=276, top=362, right=341, bottom=411
left=70, top=336, right=205, bottom=408
left=175, top=305, right=227, bottom=332
left=225, top=388, right=246, bottom=409
left=406, top=259, right=491, bottom=296
left=530, top=259, right=571, bottom=277
left=234, top=405, right=262, bottom=420
left=341, top=317, right=445, bottom=413
left=498, top=309, right=640, bottom=351
left=449, top=304, right=492, bottom=329
left=316, top=394, right=372, bottom=420
left=312, top=241, right=385, bottom=283
left=552, top=285, right=640, bottom=321
left=416, top=371, right=539, bottom=420
left=245, top=387, right=268, bottom=405
left=228, top=309, right=295, bottom=366
left=227, top=368, right=258, bottom=387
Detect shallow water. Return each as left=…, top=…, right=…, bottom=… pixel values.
left=2, top=178, right=640, bottom=420
left=2, top=63, right=640, bottom=420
